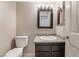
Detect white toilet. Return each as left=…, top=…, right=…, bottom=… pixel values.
left=4, top=36, right=28, bottom=57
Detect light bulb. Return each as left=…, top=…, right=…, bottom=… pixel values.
left=60, top=5, right=63, bottom=9
left=50, top=5, right=53, bottom=8
left=38, top=5, right=40, bottom=8
left=42, top=5, right=44, bottom=8
left=46, top=5, right=49, bottom=8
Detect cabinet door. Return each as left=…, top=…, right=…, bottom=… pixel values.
left=51, top=46, right=65, bottom=52
left=36, top=52, right=51, bottom=57
left=52, top=52, right=64, bottom=57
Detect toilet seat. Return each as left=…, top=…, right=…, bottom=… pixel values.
left=4, top=48, right=23, bottom=57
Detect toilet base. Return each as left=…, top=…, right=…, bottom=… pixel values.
left=4, top=48, right=23, bottom=57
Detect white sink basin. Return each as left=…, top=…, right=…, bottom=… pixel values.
left=40, top=36, right=57, bottom=40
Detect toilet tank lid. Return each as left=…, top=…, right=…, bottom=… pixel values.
left=15, top=36, right=28, bottom=39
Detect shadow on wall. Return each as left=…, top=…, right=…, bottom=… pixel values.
left=11, top=38, right=16, bottom=49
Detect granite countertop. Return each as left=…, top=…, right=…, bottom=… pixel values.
left=33, top=36, right=65, bottom=43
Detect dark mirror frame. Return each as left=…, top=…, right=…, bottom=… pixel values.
left=57, top=9, right=61, bottom=25
left=37, top=8, right=53, bottom=28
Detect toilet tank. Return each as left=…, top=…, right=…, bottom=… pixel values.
left=15, top=36, right=28, bottom=48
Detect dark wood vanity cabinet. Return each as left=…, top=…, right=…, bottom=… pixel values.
left=35, top=43, right=65, bottom=57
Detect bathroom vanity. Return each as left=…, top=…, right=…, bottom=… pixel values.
left=34, top=36, right=65, bottom=57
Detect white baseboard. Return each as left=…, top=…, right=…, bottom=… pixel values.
left=23, top=53, right=35, bottom=57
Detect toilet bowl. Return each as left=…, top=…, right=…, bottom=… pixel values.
left=4, top=36, right=28, bottom=57
left=4, top=48, right=23, bottom=57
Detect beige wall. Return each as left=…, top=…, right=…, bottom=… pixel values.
left=0, top=2, right=16, bottom=56
left=16, top=2, right=62, bottom=54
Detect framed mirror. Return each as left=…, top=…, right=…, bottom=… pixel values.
left=37, top=9, right=53, bottom=28
left=57, top=2, right=65, bottom=25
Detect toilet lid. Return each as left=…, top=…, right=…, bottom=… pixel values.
left=4, top=48, right=23, bottom=57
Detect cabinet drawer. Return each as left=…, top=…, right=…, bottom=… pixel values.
left=51, top=43, right=65, bottom=46
left=36, top=52, right=51, bottom=57
left=51, top=46, right=65, bottom=52
left=52, top=52, right=64, bottom=57
left=36, top=46, right=51, bottom=51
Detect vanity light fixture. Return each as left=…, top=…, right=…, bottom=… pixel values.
left=37, top=4, right=53, bottom=10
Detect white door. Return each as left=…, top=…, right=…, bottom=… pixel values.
left=65, top=1, right=79, bottom=57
